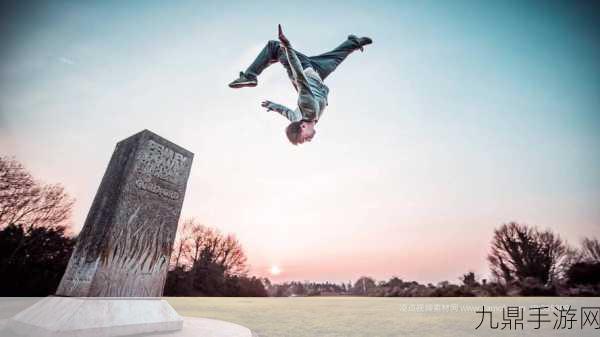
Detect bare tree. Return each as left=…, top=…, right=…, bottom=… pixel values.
left=0, top=157, right=74, bottom=230
left=0, top=156, right=75, bottom=276
left=165, top=219, right=257, bottom=296
left=1, top=157, right=35, bottom=226
left=173, top=218, right=248, bottom=276
left=565, top=237, right=600, bottom=288
left=170, top=218, right=195, bottom=269
left=488, top=222, right=567, bottom=285
left=581, top=237, right=600, bottom=263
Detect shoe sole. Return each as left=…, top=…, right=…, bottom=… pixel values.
left=229, top=81, right=257, bottom=88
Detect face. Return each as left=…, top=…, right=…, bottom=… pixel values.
left=298, top=122, right=316, bottom=144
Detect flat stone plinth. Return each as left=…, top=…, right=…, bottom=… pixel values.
left=152, top=317, right=254, bottom=337
left=7, top=297, right=183, bottom=337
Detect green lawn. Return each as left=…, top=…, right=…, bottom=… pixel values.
left=168, top=297, right=600, bottom=337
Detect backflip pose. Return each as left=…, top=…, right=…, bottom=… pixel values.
left=229, top=25, right=372, bottom=145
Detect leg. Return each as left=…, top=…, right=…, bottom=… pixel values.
left=309, top=36, right=369, bottom=80
left=245, top=40, right=313, bottom=78
left=244, top=40, right=282, bottom=79
left=276, top=46, right=313, bottom=84
left=229, top=41, right=282, bottom=88
left=282, top=45, right=311, bottom=93
left=231, top=40, right=313, bottom=88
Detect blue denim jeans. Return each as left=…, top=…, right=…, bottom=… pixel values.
left=245, top=38, right=360, bottom=81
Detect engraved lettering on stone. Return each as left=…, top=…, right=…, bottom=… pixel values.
left=137, top=140, right=189, bottom=184
left=135, top=179, right=180, bottom=200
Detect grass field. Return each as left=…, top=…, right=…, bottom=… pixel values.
left=2, top=297, right=599, bottom=336
left=168, top=297, right=600, bottom=337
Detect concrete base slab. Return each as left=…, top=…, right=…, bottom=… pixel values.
left=4, top=297, right=254, bottom=337
left=2, top=317, right=255, bottom=337
left=150, top=317, right=254, bottom=337
left=6, top=297, right=183, bottom=337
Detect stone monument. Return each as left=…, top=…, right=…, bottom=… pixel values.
left=56, top=129, right=193, bottom=297
left=8, top=130, right=194, bottom=337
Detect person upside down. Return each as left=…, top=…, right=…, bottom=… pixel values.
left=229, top=25, right=372, bottom=145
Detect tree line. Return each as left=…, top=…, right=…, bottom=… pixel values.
left=163, top=218, right=266, bottom=296
left=1, top=156, right=598, bottom=296
left=268, top=224, right=599, bottom=297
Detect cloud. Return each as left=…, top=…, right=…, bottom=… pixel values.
left=58, top=57, right=75, bottom=65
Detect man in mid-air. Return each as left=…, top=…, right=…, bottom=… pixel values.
left=229, top=25, right=373, bottom=145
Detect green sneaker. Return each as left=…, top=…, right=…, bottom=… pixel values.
left=348, top=35, right=373, bottom=52
left=228, top=71, right=257, bottom=88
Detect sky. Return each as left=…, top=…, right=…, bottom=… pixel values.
left=1, top=0, right=599, bottom=284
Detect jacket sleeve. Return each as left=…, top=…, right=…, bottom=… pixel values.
left=282, top=45, right=313, bottom=96
left=266, top=102, right=301, bottom=122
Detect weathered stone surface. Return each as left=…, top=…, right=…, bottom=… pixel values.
left=7, top=297, right=183, bottom=337
left=5, top=298, right=253, bottom=337
left=56, top=130, right=193, bottom=297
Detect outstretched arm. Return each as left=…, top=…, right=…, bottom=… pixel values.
left=262, top=100, right=301, bottom=122
left=278, top=24, right=312, bottom=94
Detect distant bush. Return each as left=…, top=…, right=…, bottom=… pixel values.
left=567, top=262, right=600, bottom=286
left=517, top=277, right=557, bottom=296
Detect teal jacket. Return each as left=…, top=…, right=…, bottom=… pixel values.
left=266, top=45, right=329, bottom=123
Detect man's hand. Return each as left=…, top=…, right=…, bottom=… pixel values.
left=261, top=100, right=274, bottom=111
left=278, top=24, right=290, bottom=47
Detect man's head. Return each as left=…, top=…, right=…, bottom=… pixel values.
left=285, top=120, right=316, bottom=145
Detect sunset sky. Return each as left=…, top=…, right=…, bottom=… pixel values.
left=1, top=1, right=599, bottom=284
